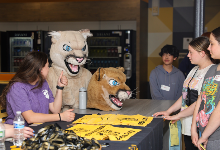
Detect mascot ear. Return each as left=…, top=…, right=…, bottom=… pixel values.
left=95, top=67, right=105, bottom=81
left=48, top=31, right=61, bottom=44
left=79, top=29, right=93, bottom=40
left=116, top=67, right=125, bottom=72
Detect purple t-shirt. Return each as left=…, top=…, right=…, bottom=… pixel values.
left=5, top=80, right=54, bottom=126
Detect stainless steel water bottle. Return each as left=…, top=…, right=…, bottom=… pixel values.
left=79, top=87, right=87, bottom=109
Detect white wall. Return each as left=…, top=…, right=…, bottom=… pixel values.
left=0, top=21, right=136, bottom=31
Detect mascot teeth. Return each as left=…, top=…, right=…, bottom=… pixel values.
left=65, top=60, right=80, bottom=74
left=69, top=64, right=79, bottom=72
left=109, top=95, right=122, bottom=107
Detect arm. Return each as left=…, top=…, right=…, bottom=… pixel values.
left=164, top=101, right=196, bottom=122
left=22, top=109, right=75, bottom=124
left=197, top=99, right=220, bottom=149
left=153, top=96, right=183, bottom=117
left=149, top=70, right=164, bottom=100
left=191, top=93, right=202, bottom=147
left=4, top=124, right=34, bottom=139
left=49, top=71, right=68, bottom=114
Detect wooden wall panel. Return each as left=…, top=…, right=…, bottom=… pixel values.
left=0, top=0, right=148, bottom=99
left=0, top=0, right=126, bottom=3
left=0, top=1, right=139, bottom=22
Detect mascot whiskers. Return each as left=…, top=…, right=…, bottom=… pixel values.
left=47, top=29, right=92, bottom=111
left=87, top=67, right=132, bottom=111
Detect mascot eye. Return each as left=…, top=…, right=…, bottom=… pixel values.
left=82, top=45, right=86, bottom=51
left=63, top=44, right=73, bottom=51
left=109, top=79, right=119, bottom=86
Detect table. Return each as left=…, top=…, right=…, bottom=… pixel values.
left=5, top=99, right=176, bottom=150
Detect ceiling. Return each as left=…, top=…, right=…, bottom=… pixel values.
left=0, top=0, right=128, bottom=3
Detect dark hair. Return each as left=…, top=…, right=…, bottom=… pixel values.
left=0, top=51, right=48, bottom=109
left=189, top=36, right=218, bottom=64
left=201, top=32, right=211, bottom=38
left=211, top=26, right=220, bottom=44
left=159, top=45, right=179, bottom=58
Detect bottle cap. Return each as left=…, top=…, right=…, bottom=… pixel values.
left=79, top=87, right=87, bottom=92
left=16, top=111, right=21, bottom=114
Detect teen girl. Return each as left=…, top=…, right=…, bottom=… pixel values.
left=192, top=26, right=220, bottom=150
left=153, top=36, right=215, bottom=150
left=0, top=51, right=75, bottom=126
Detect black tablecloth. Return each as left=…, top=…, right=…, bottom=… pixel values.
left=6, top=114, right=163, bottom=150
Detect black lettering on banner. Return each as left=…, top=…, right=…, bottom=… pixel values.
left=73, top=128, right=89, bottom=132
left=115, top=130, right=135, bottom=140
left=98, top=129, right=120, bottom=136
left=85, top=126, right=105, bottom=136
left=120, top=118, right=138, bottom=121
left=138, top=117, right=149, bottom=125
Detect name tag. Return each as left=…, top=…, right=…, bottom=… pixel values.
left=161, top=85, right=170, bottom=91
left=214, top=75, right=220, bottom=81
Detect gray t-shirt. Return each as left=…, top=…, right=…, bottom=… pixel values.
left=5, top=80, right=54, bottom=126
left=197, top=64, right=220, bottom=141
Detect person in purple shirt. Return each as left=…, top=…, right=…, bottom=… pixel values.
left=0, top=51, right=75, bottom=126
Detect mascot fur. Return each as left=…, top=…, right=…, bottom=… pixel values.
left=47, top=29, right=92, bottom=112
left=87, top=67, right=132, bottom=111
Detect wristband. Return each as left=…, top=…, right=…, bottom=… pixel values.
left=58, top=113, right=61, bottom=121
left=56, top=85, right=64, bottom=90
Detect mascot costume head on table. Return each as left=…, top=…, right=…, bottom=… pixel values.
left=87, top=67, right=132, bottom=111
left=46, top=29, right=92, bottom=112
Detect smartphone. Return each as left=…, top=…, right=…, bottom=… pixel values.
left=200, top=144, right=206, bottom=150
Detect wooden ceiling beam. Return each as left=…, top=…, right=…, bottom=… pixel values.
left=0, top=0, right=124, bottom=3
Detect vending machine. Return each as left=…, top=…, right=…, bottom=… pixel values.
left=87, top=30, right=136, bottom=96
left=1, top=31, right=46, bottom=72
left=0, top=31, right=7, bottom=72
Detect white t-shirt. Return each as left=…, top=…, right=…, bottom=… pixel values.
left=180, top=64, right=214, bottom=136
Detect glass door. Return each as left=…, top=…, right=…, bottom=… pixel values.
left=10, top=37, right=33, bottom=72
left=87, top=37, right=121, bottom=74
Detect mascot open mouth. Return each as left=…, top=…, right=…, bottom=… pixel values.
left=65, top=60, right=80, bottom=74
left=109, top=95, right=122, bottom=108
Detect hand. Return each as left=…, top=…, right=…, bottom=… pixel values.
left=163, top=115, right=180, bottom=124
left=61, top=109, right=75, bottom=122
left=23, top=127, right=34, bottom=139
left=152, top=111, right=170, bottom=117
left=197, top=136, right=208, bottom=150
left=57, top=71, right=68, bottom=87
left=191, top=129, right=199, bottom=147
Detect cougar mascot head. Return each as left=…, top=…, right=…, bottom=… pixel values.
left=87, top=67, right=132, bottom=111
left=47, top=29, right=93, bottom=111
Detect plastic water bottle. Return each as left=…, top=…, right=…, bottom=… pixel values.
left=0, top=118, right=5, bottom=150
left=13, top=111, right=24, bottom=146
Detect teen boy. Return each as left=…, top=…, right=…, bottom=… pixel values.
left=149, top=45, right=185, bottom=100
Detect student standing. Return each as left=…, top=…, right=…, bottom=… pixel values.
left=149, top=45, right=185, bottom=100
left=192, top=26, right=220, bottom=150
left=153, top=36, right=215, bottom=150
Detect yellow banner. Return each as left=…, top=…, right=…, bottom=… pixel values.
left=67, top=124, right=141, bottom=141
left=73, top=114, right=153, bottom=127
